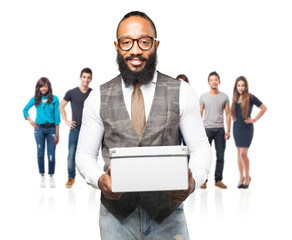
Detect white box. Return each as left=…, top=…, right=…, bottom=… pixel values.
left=109, top=145, right=189, bottom=192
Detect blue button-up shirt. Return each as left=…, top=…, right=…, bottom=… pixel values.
left=23, top=94, right=61, bottom=125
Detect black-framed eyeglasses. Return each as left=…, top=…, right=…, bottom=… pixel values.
left=118, top=36, right=156, bottom=51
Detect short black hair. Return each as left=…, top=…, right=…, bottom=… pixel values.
left=116, top=11, right=157, bottom=38
left=80, top=68, right=92, bottom=77
left=208, top=71, right=220, bottom=81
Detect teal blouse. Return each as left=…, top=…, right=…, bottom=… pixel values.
left=23, top=94, right=61, bottom=125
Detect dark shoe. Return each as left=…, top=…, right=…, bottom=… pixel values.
left=237, top=177, right=245, bottom=189
left=215, top=181, right=227, bottom=189
left=242, top=177, right=251, bottom=189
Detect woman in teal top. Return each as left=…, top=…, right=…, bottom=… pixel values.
left=23, top=77, right=60, bottom=188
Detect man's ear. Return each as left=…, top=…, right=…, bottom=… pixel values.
left=155, top=40, right=160, bottom=50
left=114, top=41, right=119, bottom=51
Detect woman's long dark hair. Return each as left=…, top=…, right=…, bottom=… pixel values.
left=231, top=76, right=251, bottom=120
left=34, top=77, right=53, bottom=107
left=176, top=74, right=189, bottom=83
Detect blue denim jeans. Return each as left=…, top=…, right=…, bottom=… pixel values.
left=67, top=128, right=80, bottom=178
left=34, top=125, right=56, bottom=175
left=205, top=128, right=226, bottom=182
left=99, top=203, right=189, bottom=240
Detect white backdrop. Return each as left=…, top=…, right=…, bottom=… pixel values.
left=1, top=0, right=291, bottom=239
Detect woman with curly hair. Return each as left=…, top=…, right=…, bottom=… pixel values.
left=23, top=77, right=60, bottom=188
left=231, top=76, right=267, bottom=189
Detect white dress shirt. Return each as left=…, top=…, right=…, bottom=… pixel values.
left=76, top=71, right=212, bottom=190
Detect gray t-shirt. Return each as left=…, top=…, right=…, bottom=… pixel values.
left=199, top=91, right=229, bottom=128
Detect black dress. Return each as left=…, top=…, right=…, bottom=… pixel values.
left=233, top=95, right=262, bottom=147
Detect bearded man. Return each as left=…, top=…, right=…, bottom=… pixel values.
left=76, top=11, right=211, bottom=240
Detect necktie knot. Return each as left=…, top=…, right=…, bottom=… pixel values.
left=133, top=83, right=142, bottom=90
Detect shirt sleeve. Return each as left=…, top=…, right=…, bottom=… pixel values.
left=252, top=95, right=263, bottom=107
left=23, top=97, right=35, bottom=120
left=179, top=82, right=212, bottom=190
left=225, top=93, right=230, bottom=105
left=54, top=96, right=61, bottom=125
left=76, top=88, right=105, bottom=189
left=63, top=89, right=72, bottom=102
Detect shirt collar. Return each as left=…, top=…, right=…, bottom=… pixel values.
left=41, top=94, right=48, bottom=99
left=151, top=71, right=158, bottom=84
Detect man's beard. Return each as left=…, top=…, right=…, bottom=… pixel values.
left=116, top=51, right=157, bottom=87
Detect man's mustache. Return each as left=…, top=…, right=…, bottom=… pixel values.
left=125, top=55, right=148, bottom=61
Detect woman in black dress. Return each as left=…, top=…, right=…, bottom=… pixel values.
left=231, top=76, right=267, bottom=189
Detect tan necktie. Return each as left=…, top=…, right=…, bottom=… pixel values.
left=131, top=83, right=146, bottom=138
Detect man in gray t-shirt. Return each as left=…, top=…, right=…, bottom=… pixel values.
left=199, top=71, right=231, bottom=189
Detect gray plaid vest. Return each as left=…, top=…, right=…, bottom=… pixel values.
left=100, top=72, right=181, bottom=223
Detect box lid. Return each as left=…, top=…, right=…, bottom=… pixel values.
left=109, top=145, right=188, bottom=158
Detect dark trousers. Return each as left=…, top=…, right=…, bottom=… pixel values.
left=205, top=128, right=226, bottom=182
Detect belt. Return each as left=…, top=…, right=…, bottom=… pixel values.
left=39, top=123, right=55, bottom=128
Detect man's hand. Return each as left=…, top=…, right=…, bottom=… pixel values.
left=65, top=120, right=77, bottom=129
left=165, top=168, right=196, bottom=202
left=98, top=167, right=124, bottom=200
left=225, top=131, right=230, bottom=140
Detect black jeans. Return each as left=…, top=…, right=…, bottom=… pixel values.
left=205, top=128, right=226, bottom=182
